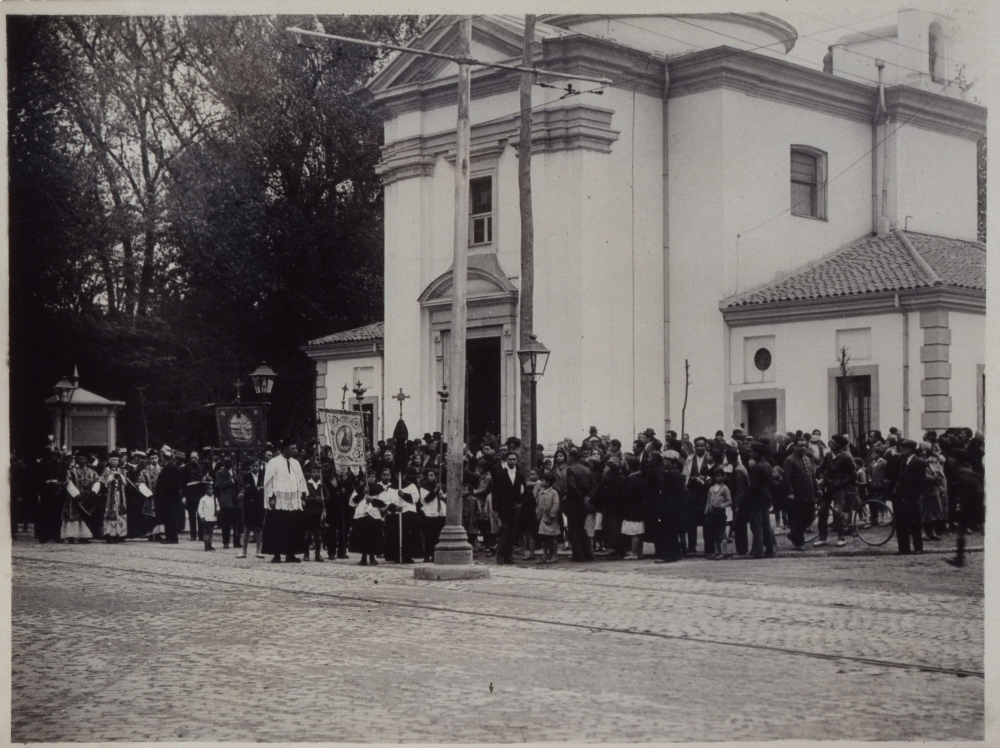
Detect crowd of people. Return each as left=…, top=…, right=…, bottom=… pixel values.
left=10, top=423, right=985, bottom=568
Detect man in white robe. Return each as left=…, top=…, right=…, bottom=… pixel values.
left=262, top=439, right=308, bottom=563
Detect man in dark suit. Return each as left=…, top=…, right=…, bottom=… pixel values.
left=491, top=450, right=526, bottom=564
left=783, top=436, right=818, bottom=550
left=563, top=448, right=596, bottom=561
left=893, top=439, right=929, bottom=554
left=746, top=442, right=775, bottom=558
left=683, top=437, right=713, bottom=555
left=155, top=448, right=185, bottom=544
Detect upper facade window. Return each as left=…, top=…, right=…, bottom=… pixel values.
left=928, top=22, right=944, bottom=83
left=469, top=176, right=493, bottom=246
left=790, top=146, right=827, bottom=220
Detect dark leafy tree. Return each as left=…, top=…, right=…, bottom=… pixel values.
left=9, top=14, right=423, bottom=454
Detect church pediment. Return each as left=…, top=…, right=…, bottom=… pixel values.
left=366, top=15, right=541, bottom=93
left=367, top=16, right=564, bottom=94
left=418, top=253, right=518, bottom=306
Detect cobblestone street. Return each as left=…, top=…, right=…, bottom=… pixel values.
left=12, top=536, right=983, bottom=742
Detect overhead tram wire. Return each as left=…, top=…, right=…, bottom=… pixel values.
left=306, top=11, right=913, bottom=136
left=613, top=14, right=972, bottom=90
left=798, top=8, right=975, bottom=70
left=292, top=15, right=484, bottom=58
left=285, top=26, right=613, bottom=86
left=296, top=13, right=978, bottom=228
left=735, top=49, right=986, bottom=239
left=557, top=14, right=983, bottom=237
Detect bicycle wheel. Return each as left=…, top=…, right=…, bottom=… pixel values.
left=854, top=500, right=895, bottom=546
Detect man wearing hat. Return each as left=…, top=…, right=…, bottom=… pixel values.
left=892, top=439, right=930, bottom=555
left=155, top=447, right=185, bottom=543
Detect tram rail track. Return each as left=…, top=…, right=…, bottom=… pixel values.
left=16, top=555, right=984, bottom=680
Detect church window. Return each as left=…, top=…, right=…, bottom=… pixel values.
left=928, top=22, right=944, bottom=83
left=790, top=146, right=827, bottom=220
left=469, top=176, right=493, bottom=246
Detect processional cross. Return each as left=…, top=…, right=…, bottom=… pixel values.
left=341, top=383, right=349, bottom=409
left=393, top=387, right=410, bottom=419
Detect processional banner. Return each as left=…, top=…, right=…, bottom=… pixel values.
left=319, top=409, right=367, bottom=475
left=214, top=405, right=267, bottom=450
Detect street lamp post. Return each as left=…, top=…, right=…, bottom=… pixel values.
left=353, top=379, right=368, bottom=450
left=517, top=334, right=550, bottom=470
left=53, top=376, right=78, bottom=451
left=249, top=362, right=277, bottom=446
left=437, top=383, right=450, bottom=484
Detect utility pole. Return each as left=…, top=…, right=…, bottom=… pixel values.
left=434, top=16, right=476, bottom=569
left=286, top=18, right=610, bottom=578
left=518, top=14, right=536, bottom=467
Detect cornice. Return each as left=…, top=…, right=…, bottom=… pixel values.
left=720, top=287, right=985, bottom=327
left=539, top=34, right=667, bottom=99
left=301, top=340, right=383, bottom=361
left=668, top=46, right=987, bottom=139
left=376, top=103, right=620, bottom=185
left=884, top=86, right=987, bottom=141
left=668, top=46, right=876, bottom=125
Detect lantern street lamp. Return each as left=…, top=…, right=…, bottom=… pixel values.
left=53, top=375, right=78, bottom=450
left=244, top=362, right=277, bottom=446
left=250, top=362, right=277, bottom=396
left=517, top=334, right=550, bottom=470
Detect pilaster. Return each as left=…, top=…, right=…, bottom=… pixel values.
left=919, top=310, right=951, bottom=430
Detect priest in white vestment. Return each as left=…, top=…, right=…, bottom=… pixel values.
left=261, top=439, right=308, bottom=563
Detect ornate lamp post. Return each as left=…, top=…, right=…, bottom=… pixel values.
left=436, top=383, right=450, bottom=483
left=437, top=383, right=449, bottom=435
left=517, top=334, right=550, bottom=470
left=352, top=379, right=368, bottom=448
left=248, top=362, right=277, bottom=446
left=352, top=379, right=367, bottom=407
left=53, top=375, right=78, bottom=451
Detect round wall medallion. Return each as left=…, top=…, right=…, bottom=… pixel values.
left=754, top=348, right=772, bottom=372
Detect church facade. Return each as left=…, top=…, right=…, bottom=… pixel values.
left=305, top=11, right=986, bottom=449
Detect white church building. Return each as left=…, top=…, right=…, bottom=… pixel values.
left=304, top=11, right=986, bottom=449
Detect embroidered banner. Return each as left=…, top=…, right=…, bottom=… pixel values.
left=319, top=409, right=367, bottom=475
left=214, top=405, right=267, bottom=450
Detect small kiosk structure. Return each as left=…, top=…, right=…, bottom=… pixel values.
left=45, top=369, right=125, bottom=454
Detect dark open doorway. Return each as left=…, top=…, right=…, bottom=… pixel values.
left=746, top=399, right=777, bottom=440
left=466, top=337, right=501, bottom=447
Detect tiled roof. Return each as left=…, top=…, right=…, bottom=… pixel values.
left=307, top=321, right=384, bottom=346
left=724, top=231, right=985, bottom=308
left=44, top=387, right=125, bottom=406
left=902, top=232, right=986, bottom=291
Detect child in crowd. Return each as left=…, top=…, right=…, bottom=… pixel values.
left=197, top=482, right=219, bottom=551
left=704, top=468, right=732, bottom=559
left=349, top=473, right=387, bottom=566
left=519, top=468, right=539, bottom=560
left=535, top=472, right=561, bottom=564
left=854, top=457, right=869, bottom=502
left=303, top=464, right=326, bottom=561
